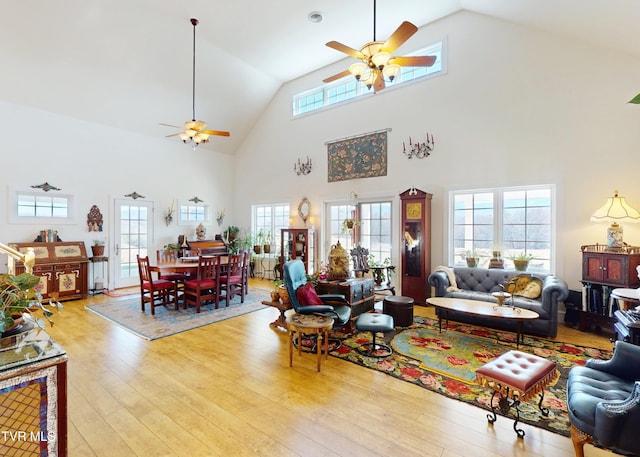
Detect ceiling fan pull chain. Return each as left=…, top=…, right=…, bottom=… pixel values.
left=373, top=0, right=377, bottom=41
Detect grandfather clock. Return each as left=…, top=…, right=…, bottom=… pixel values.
left=400, top=188, right=432, bottom=304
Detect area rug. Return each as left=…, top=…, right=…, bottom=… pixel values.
left=86, top=291, right=270, bottom=340
left=330, top=316, right=612, bottom=437
left=103, top=286, right=139, bottom=298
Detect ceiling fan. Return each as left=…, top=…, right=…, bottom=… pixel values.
left=323, top=0, right=437, bottom=92
left=161, top=18, right=229, bottom=148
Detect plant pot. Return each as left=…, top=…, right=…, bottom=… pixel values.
left=91, top=245, right=105, bottom=256
left=278, top=285, right=289, bottom=304
left=263, top=245, right=271, bottom=254
left=466, top=257, right=478, bottom=268
left=253, top=245, right=261, bottom=254
left=270, top=291, right=280, bottom=302
left=514, top=260, right=529, bottom=271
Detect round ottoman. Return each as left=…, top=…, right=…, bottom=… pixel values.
left=383, top=295, right=414, bottom=327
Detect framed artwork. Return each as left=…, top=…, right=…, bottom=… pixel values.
left=327, top=131, right=388, bottom=182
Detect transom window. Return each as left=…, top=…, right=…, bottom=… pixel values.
left=178, top=200, right=210, bottom=225
left=17, top=193, right=68, bottom=218
left=293, top=40, right=446, bottom=116
left=450, top=185, right=555, bottom=273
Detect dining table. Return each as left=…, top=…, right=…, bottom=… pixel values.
left=155, top=255, right=229, bottom=275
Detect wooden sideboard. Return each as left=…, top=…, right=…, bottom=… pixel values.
left=8, top=242, right=89, bottom=302
left=316, top=278, right=375, bottom=319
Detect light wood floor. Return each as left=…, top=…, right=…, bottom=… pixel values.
left=44, top=278, right=616, bottom=457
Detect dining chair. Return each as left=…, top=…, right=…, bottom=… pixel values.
left=220, top=253, right=246, bottom=306
left=157, top=249, right=188, bottom=293
left=137, top=255, right=179, bottom=315
left=183, top=255, right=221, bottom=313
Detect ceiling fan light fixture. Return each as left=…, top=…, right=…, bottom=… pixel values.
left=349, top=62, right=367, bottom=79
left=371, top=51, right=391, bottom=69
left=362, top=72, right=376, bottom=89
left=383, top=63, right=400, bottom=81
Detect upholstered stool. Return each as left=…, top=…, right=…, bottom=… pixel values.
left=383, top=295, right=414, bottom=327
left=355, top=313, right=395, bottom=357
left=476, top=350, right=559, bottom=438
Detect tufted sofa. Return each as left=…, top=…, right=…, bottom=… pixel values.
left=427, top=267, right=569, bottom=338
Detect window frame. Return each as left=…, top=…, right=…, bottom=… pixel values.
left=252, top=203, right=291, bottom=254
left=9, top=187, right=76, bottom=225
left=177, top=199, right=210, bottom=226
left=448, top=184, right=556, bottom=274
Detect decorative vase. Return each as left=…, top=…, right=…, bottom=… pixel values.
left=278, top=285, right=289, bottom=304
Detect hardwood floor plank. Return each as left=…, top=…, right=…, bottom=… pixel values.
left=41, top=279, right=616, bottom=457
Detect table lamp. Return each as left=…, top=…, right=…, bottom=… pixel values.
left=590, top=190, right=640, bottom=249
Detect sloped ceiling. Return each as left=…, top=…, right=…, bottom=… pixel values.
left=1, top=0, right=638, bottom=155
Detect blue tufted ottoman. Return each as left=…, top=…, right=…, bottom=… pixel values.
left=355, top=313, right=395, bottom=357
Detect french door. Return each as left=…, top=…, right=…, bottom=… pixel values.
left=113, top=199, right=154, bottom=289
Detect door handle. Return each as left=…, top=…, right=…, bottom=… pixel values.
left=115, top=244, right=119, bottom=255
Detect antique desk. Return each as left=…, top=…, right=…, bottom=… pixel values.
left=316, top=278, right=375, bottom=319
left=0, top=328, right=67, bottom=456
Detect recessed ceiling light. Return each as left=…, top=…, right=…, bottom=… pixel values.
left=308, top=11, right=323, bottom=23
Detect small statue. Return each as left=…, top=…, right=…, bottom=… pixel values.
left=196, top=223, right=206, bottom=241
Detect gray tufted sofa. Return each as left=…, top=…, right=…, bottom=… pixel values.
left=427, top=267, right=569, bottom=338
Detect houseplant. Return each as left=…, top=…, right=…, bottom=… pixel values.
left=91, top=240, right=105, bottom=257
left=1, top=272, right=61, bottom=336
left=341, top=217, right=361, bottom=234
left=263, top=231, right=272, bottom=254
left=511, top=253, right=534, bottom=271
left=464, top=251, right=480, bottom=268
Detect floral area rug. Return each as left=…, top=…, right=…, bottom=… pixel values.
left=86, top=291, right=269, bottom=340
left=330, top=316, right=612, bottom=437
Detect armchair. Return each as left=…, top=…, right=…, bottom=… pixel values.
left=567, top=340, right=640, bottom=457
left=282, top=259, right=351, bottom=328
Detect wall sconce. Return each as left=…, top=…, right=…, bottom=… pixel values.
left=216, top=208, right=225, bottom=226
left=590, top=190, right=640, bottom=250
left=164, top=200, right=175, bottom=226
left=403, top=134, right=434, bottom=159
left=294, top=156, right=312, bottom=175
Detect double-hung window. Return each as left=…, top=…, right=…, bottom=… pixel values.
left=450, top=185, right=555, bottom=273
left=252, top=203, right=290, bottom=254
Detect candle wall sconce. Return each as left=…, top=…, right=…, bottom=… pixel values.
left=165, top=200, right=175, bottom=226
left=216, top=208, right=225, bottom=226
left=402, top=134, right=434, bottom=159
left=294, top=156, right=312, bottom=175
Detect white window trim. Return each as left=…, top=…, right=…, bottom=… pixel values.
left=446, top=184, right=557, bottom=274
left=177, top=199, right=211, bottom=226
left=8, top=186, right=77, bottom=225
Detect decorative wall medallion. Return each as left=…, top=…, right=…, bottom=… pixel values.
left=31, top=182, right=61, bottom=192
left=124, top=191, right=145, bottom=199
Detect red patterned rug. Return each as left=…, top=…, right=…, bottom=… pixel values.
left=330, top=316, right=612, bottom=437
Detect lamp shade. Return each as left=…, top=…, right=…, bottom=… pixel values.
left=590, top=191, right=640, bottom=223
left=590, top=190, right=640, bottom=249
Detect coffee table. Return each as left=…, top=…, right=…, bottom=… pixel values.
left=427, top=297, right=539, bottom=348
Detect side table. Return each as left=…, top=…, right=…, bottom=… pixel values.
left=286, top=311, right=334, bottom=372
left=261, top=300, right=291, bottom=331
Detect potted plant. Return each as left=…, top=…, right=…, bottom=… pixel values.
left=270, top=279, right=282, bottom=302
left=91, top=240, right=105, bottom=257
left=464, top=250, right=480, bottom=268
left=1, top=272, right=61, bottom=341
left=254, top=230, right=264, bottom=254
left=511, top=253, right=534, bottom=271
left=263, top=231, right=272, bottom=254
left=341, top=218, right=361, bottom=234
left=273, top=279, right=288, bottom=304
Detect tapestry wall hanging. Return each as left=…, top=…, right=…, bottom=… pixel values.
left=327, top=129, right=388, bottom=182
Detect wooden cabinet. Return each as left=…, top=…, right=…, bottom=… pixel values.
left=316, top=278, right=375, bottom=319
left=279, top=229, right=315, bottom=276
left=399, top=188, right=432, bottom=304
left=579, top=244, right=640, bottom=332
left=8, top=242, right=89, bottom=301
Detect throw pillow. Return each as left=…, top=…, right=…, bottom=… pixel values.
left=296, top=282, right=324, bottom=305
left=506, top=274, right=543, bottom=299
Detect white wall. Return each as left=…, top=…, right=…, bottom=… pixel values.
left=233, top=10, right=640, bottom=291
left=0, top=101, right=234, bottom=286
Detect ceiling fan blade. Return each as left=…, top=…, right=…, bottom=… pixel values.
left=373, top=73, right=385, bottom=92
left=391, top=55, right=437, bottom=67
left=381, top=21, right=418, bottom=54
left=201, top=129, right=230, bottom=137
left=165, top=132, right=182, bottom=138
left=323, top=69, right=352, bottom=83
left=326, top=41, right=365, bottom=59
left=159, top=123, right=183, bottom=129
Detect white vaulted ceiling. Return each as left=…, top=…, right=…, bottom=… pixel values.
left=1, top=0, right=639, bottom=155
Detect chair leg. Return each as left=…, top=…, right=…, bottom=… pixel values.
left=570, top=425, right=590, bottom=457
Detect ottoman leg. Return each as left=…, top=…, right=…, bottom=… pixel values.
left=486, top=389, right=525, bottom=438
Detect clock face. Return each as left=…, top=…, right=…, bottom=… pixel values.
left=406, top=202, right=422, bottom=220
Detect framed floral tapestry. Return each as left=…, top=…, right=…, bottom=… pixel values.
left=327, top=130, right=388, bottom=182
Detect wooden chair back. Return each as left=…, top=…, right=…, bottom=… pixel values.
left=197, top=255, right=220, bottom=280
left=157, top=249, right=179, bottom=264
